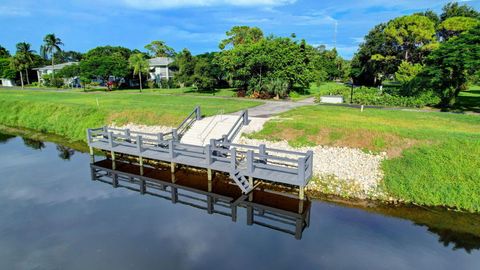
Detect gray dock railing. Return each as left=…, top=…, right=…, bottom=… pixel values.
left=87, top=126, right=313, bottom=188
left=87, top=106, right=313, bottom=197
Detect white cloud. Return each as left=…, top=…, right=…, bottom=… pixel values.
left=0, top=6, right=30, bottom=16
left=121, top=0, right=296, bottom=9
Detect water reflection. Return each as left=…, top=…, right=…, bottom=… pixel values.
left=22, top=138, right=45, bottom=150
left=421, top=225, right=480, bottom=253
left=0, top=133, right=15, bottom=144
left=91, top=159, right=311, bottom=239
left=56, top=145, right=75, bottom=160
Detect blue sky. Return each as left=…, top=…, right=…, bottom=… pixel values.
left=1, top=0, right=479, bottom=59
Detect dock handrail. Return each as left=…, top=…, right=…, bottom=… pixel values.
left=176, top=106, right=201, bottom=140
left=223, top=110, right=248, bottom=143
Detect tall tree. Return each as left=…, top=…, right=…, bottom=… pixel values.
left=53, top=50, right=83, bottom=62
left=41, top=34, right=64, bottom=81
left=15, top=42, right=35, bottom=84
left=144, top=41, right=175, bottom=57
left=440, top=2, right=480, bottom=21
left=0, top=45, right=10, bottom=58
left=438, top=16, right=479, bottom=40
left=171, top=48, right=196, bottom=87
left=423, top=24, right=480, bottom=107
left=219, top=26, right=264, bottom=49
left=128, top=53, right=149, bottom=92
left=10, top=55, right=26, bottom=88
left=384, top=15, right=436, bottom=62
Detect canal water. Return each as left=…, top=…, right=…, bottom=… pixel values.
left=1, top=132, right=479, bottom=269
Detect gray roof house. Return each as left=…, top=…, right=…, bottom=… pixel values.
left=148, top=57, right=174, bottom=82
left=33, top=62, right=79, bottom=83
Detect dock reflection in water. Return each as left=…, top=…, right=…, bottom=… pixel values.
left=90, top=159, right=311, bottom=239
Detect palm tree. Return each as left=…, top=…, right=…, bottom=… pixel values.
left=10, top=55, right=26, bottom=88
left=15, top=42, right=35, bottom=85
left=42, top=34, right=63, bottom=81
left=128, top=53, right=149, bottom=92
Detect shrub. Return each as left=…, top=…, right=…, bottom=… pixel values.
left=41, top=74, right=64, bottom=88
left=315, top=84, right=440, bottom=108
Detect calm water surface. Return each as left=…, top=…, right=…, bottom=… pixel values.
left=0, top=133, right=479, bottom=270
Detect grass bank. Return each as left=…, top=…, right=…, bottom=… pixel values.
left=0, top=90, right=261, bottom=142
left=248, top=105, right=480, bottom=212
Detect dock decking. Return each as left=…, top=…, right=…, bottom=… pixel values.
left=87, top=107, right=313, bottom=198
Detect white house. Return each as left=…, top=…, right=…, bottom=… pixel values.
left=148, top=57, right=174, bottom=83
left=33, top=62, right=79, bottom=84
left=0, top=78, right=15, bottom=87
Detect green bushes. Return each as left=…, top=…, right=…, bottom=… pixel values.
left=41, top=74, right=64, bottom=88
left=351, top=91, right=440, bottom=107
left=314, top=84, right=440, bottom=108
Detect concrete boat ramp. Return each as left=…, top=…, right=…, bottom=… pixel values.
left=87, top=106, right=313, bottom=199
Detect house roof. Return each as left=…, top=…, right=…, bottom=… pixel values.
left=148, top=57, right=174, bottom=67
left=33, top=62, right=78, bottom=71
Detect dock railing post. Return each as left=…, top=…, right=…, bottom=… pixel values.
left=157, top=133, right=164, bottom=146
left=298, top=157, right=306, bottom=200
left=210, top=139, right=216, bottom=148
left=108, top=131, right=115, bottom=148
left=136, top=135, right=143, bottom=153
left=196, top=106, right=201, bottom=120
left=86, top=129, right=92, bottom=144
left=169, top=140, right=175, bottom=159
left=307, top=150, right=313, bottom=182
left=125, top=129, right=130, bottom=141
left=243, top=110, right=248, bottom=125
left=259, top=144, right=266, bottom=164
left=230, top=147, right=237, bottom=170
left=205, top=144, right=212, bottom=165
left=298, top=157, right=306, bottom=183
left=172, top=128, right=178, bottom=141
left=247, top=150, right=254, bottom=174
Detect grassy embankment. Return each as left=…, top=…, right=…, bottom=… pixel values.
left=0, top=90, right=261, bottom=142
left=248, top=105, right=480, bottom=212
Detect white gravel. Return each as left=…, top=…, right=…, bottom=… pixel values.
left=110, top=123, right=173, bottom=134
left=237, top=137, right=386, bottom=193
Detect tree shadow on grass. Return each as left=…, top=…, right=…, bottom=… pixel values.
left=451, top=90, right=480, bottom=113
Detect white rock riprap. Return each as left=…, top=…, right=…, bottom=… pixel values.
left=237, top=137, right=386, bottom=196
left=110, top=123, right=173, bottom=134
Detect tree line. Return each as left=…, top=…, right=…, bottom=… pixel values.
left=0, top=28, right=347, bottom=96
left=351, top=2, right=480, bottom=107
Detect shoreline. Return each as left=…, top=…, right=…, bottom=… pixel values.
left=0, top=123, right=444, bottom=213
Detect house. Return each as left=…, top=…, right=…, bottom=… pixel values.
left=148, top=57, right=174, bottom=83
left=0, top=78, right=15, bottom=87
left=33, top=62, right=79, bottom=85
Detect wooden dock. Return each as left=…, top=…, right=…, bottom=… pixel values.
left=87, top=107, right=313, bottom=199
left=91, top=159, right=311, bottom=239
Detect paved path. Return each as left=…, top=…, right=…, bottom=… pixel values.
left=232, top=97, right=316, bottom=118
left=181, top=97, right=316, bottom=145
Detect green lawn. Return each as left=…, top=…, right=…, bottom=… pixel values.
left=248, top=105, right=480, bottom=212
left=0, top=90, right=261, bottom=141
left=72, top=87, right=240, bottom=97
left=454, top=85, right=480, bottom=113
left=289, top=82, right=348, bottom=101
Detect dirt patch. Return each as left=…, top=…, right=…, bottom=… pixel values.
left=107, top=111, right=179, bottom=126
left=271, top=127, right=420, bottom=158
